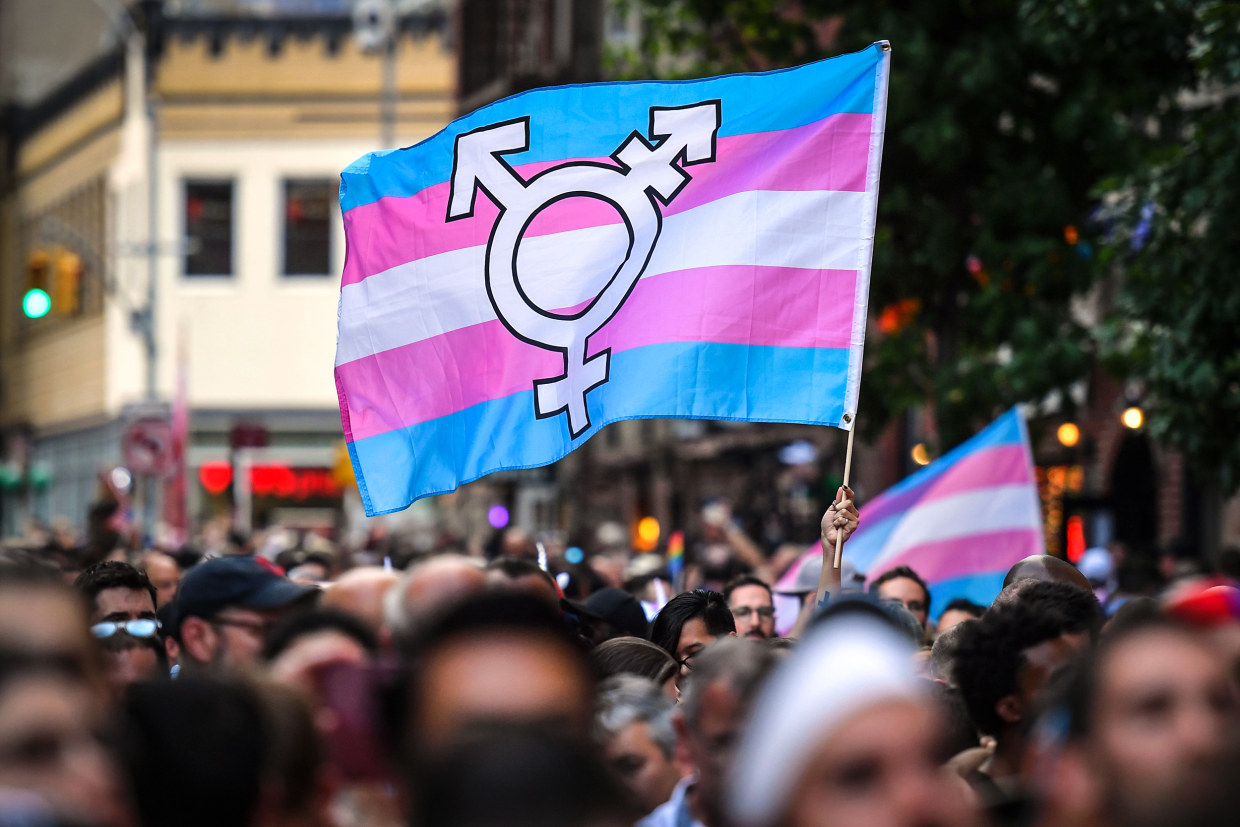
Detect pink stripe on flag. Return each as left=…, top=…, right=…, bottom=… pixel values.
left=337, top=265, right=857, bottom=441
left=868, top=529, right=1044, bottom=585
left=340, top=112, right=873, bottom=287
left=861, top=445, right=1034, bottom=526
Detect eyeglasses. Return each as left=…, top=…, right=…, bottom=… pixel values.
left=731, top=606, right=775, bottom=619
left=91, top=619, right=161, bottom=639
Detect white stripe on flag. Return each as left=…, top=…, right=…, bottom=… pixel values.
left=870, top=484, right=1043, bottom=569
left=336, top=188, right=869, bottom=366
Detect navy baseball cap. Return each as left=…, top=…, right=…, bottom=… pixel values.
left=563, top=587, right=648, bottom=639
left=173, top=555, right=316, bottom=627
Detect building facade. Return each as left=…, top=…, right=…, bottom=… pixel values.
left=1, top=2, right=455, bottom=539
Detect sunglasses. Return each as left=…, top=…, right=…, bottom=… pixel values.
left=91, top=619, right=162, bottom=639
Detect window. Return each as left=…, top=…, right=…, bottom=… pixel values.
left=283, top=179, right=334, bottom=276
left=184, top=180, right=234, bottom=276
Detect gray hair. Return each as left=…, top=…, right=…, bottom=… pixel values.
left=594, top=675, right=677, bottom=759
left=679, top=637, right=778, bottom=732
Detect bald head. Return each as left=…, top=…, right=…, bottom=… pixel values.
left=320, top=567, right=400, bottom=632
left=1003, top=554, right=1090, bottom=592
left=384, top=554, right=487, bottom=645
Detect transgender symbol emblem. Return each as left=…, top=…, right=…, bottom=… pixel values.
left=447, top=100, right=722, bottom=438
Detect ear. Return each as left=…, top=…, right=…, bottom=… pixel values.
left=179, top=616, right=217, bottom=666
left=996, top=694, right=1023, bottom=725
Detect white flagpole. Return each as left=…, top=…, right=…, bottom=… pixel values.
left=834, top=423, right=856, bottom=570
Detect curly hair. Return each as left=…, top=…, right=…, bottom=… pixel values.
left=952, top=600, right=1066, bottom=736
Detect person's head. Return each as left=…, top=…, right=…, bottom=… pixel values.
left=1040, top=616, right=1239, bottom=827
left=0, top=651, right=128, bottom=827
left=171, top=556, right=317, bottom=675
left=594, top=675, right=683, bottom=813
left=724, top=575, right=776, bottom=640
left=650, top=589, right=736, bottom=671
left=589, top=637, right=680, bottom=701
left=74, top=561, right=166, bottom=699
left=138, top=551, right=181, bottom=609
left=677, top=637, right=778, bottom=826
left=251, top=682, right=332, bottom=827
left=486, top=557, right=561, bottom=609
left=935, top=597, right=984, bottom=636
left=318, top=566, right=399, bottom=634
left=1002, top=553, right=1091, bottom=592
left=75, top=560, right=157, bottom=623
left=412, top=727, right=634, bottom=827
left=565, top=587, right=648, bottom=645
left=0, top=563, right=100, bottom=690
left=730, top=603, right=979, bottom=827
left=870, top=566, right=931, bottom=628
left=952, top=600, right=1077, bottom=743
left=499, top=527, right=536, bottom=560
left=262, top=608, right=378, bottom=695
left=119, top=678, right=266, bottom=827
left=406, top=591, right=594, bottom=759
left=1007, top=578, right=1103, bottom=646
left=383, top=553, right=487, bottom=650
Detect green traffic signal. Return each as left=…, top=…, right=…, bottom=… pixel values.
left=22, top=288, right=51, bottom=319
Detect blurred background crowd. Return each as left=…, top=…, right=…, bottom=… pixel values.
left=2, top=490, right=1240, bottom=827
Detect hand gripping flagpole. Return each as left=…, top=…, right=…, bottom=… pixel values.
left=816, top=412, right=856, bottom=607
left=834, top=421, right=856, bottom=569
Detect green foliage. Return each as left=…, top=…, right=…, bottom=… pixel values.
left=615, top=0, right=1214, bottom=458
left=1095, top=1, right=1240, bottom=494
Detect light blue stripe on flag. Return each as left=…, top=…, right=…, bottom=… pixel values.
left=340, top=43, right=885, bottom=212
left=351, top=342, right=850, bottom=514
left=929, top=571, right=1008, bottom=620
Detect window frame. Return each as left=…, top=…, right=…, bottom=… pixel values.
left=182, top=178, right=236, bottom=278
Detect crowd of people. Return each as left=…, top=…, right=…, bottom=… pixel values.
left=2, top=487, right=1239, bottom=827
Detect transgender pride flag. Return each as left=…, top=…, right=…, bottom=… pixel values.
left=778, top=407, right=1044, bottom=617
left=336, top=43, right=891, bottom=515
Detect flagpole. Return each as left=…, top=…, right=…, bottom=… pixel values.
left=815, top=413, right=856, bottom=608
left=834, top=421, right=856, bottom=569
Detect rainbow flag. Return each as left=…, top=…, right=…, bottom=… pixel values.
left=335, top=43, right=891, bottom=515
left=666, top=530, right=686, bottom=589
left=776, top=407, right=1044, bottom=616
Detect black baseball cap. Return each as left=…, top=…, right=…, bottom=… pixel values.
left=172, top=555, right=316, bottom=632
left=563, top=587, right=648, bottom=639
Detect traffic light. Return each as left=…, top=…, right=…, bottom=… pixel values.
left=22, top=249, right=51, bottom=319
left=52, top=248, right=82, bottom=316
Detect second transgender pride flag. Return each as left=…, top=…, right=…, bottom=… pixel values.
left=336, top=43, right=891, bottom=515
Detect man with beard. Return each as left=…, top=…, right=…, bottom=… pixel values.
left=1032, top=614, right=1239, bottom=827
left=74, top=562, right=166, bottom=702
left=170, top=556, right=316, bottom=675
left=724, top=576, right=776, bottom=641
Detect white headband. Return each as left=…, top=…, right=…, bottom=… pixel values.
left=728, top=611, right=926, bottom=827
